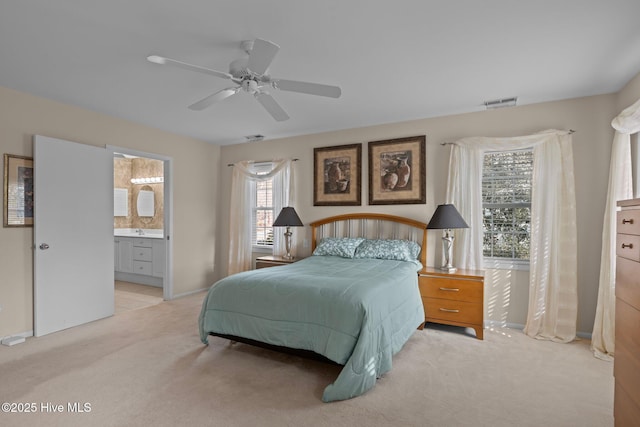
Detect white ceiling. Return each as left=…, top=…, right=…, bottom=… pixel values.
left=1, top=1, right=640, bottom=145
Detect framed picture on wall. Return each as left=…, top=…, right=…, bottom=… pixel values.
left=313, top=143, right=362, bottom=206
left=3, top=154, right=34, bottom=227
left=368, top=135, right=426, bottom=205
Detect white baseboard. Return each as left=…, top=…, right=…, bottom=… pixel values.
left=172, top=286, right=210, bottom=299
left=1, top=330, right=33, bottom=344
left=576, top=331, right=593, bottom=340
left=484, top=320, right=592, bottom=340
left=115, top=272, right=163, bottom=287
left=484, top=320, right=525, bottom=330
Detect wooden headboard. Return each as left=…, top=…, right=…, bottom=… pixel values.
left=309, top=213, right=427, bottom=266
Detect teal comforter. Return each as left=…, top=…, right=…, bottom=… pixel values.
left=198, top=255, right=424, bottom=402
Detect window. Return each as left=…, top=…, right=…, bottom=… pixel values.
left=482, top=149, right=533, bottom=262
left=251, top=163, right=274, bottom=248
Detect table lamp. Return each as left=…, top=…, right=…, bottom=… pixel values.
left=272, top=207, right=303, bottom=259
left=427, top=204, right=469, bottom=272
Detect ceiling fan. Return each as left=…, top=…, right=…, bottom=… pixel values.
left=147, top=38, right=341, bottom=122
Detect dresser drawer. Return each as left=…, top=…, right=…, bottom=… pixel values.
left=423, top=297, right=482, bottom=325
left=419, top=276, right=482, bottom=303
left=618, top=209, right=640, bottom=235
left=616, top=256, right=640, bottom=311
left=614, top=382, right=640, bottom=427
left=617, top=234, right=640, bottom=262
left=132, top=246, right=153, bottom=262
left=133, top=260, right=152, bottom=275
left=615, top=300, right=640, bottom=411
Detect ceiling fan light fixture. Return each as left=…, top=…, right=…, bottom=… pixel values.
left=146, top=38, right=340, bottom=122
left=242, top=79, right=259, bottom=93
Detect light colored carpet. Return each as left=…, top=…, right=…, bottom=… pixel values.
left=0, top=291, right=613, bottom=427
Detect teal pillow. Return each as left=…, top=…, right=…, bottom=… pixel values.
left=354, top=239, right=421, bottom=262
left=312, top=237, right=365, bottom=258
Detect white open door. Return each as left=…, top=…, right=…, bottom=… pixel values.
left=34, top=135, right=114, bottom=337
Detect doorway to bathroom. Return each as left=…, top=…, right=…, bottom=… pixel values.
left=109, top=146, right=173, bottom=308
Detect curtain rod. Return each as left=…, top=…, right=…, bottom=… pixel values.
left=439, top=129, right=576, bottom=146
left=227, top=158, right=299, bottom=167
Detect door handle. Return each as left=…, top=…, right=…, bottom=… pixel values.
left=39, top=243, right=50, bottom=250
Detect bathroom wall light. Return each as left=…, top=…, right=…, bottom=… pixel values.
left=131, top=177, right=164, bottom=184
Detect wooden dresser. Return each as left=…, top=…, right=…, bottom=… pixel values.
left=418, top=267, right=485, bottom=340
left=615, top=198, right=640, bottom=426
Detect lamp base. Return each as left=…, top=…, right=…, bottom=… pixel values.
left=440, top=231, right=457, bottom=274
left=283, top=227, right=293, bottom=260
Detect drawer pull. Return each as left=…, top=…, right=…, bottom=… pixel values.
left=621, top=243, right=633, bottom=249
left=439, top=287, right=460, bottom=292
left=439, top=308, right=460, bottom=313
left=622, top=218, right=634, bottom=224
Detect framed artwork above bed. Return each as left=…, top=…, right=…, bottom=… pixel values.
left=313, top=143, right=362, bottom=206
left=368, top=135, right=426, bottom=205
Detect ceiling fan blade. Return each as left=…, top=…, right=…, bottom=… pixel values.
left=254, top=92, right=289, bottom=121
left=147, top=55, right=233, bottom=80
left=273, top=79, right=341, bottom=98
left=247, top=39, right=280, bottom=75
left=188, top=88, right=239, bottom=111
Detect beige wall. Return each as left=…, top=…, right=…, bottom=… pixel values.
left=217, top=92, right=626, bottom=335
left=0, top=85, right=220, bottom=338
left=3, top=69, right=639, bottom=339
left=616, top=71, right=640, bottom=112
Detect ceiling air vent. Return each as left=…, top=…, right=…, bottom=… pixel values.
left=244, top=134, right=265, bottom=142
left=484, top=97, right=518, bottom=109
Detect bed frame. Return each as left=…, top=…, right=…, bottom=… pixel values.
left=210, top=213, right=428, bottom=362
left=310, top=213, right=428, bottom=266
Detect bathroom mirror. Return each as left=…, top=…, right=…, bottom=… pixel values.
left=137, top=185, right=155, bottom=220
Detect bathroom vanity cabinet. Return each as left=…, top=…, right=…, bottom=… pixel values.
left=114, top=236, right=165, bottom=286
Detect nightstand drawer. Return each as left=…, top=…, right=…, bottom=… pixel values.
left=419, top=276, right=482, bottom=303
left=256, top=260, right=289, bottom=269
left=255, top=255, right=302, bottom=269
left=423, top=297, right=482, bottom=325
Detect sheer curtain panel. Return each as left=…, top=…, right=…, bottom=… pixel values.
left=228, top=159, right=293, bottom=275
left=446, top=130, right=578, bottom=342
left=591, top=98, right=639, bottom=360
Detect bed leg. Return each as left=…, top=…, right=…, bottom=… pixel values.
left=418, top=322, right=425, bottom=330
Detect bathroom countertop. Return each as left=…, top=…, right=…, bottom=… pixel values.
left=114, top=228, right=164, bottom=239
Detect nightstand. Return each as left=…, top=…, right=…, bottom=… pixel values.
left=255, top=255, right=300, bottom=269
left=418, top=267, right=485, bottom=340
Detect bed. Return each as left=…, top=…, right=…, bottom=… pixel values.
left=198, top=213, right=427, bottom=402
